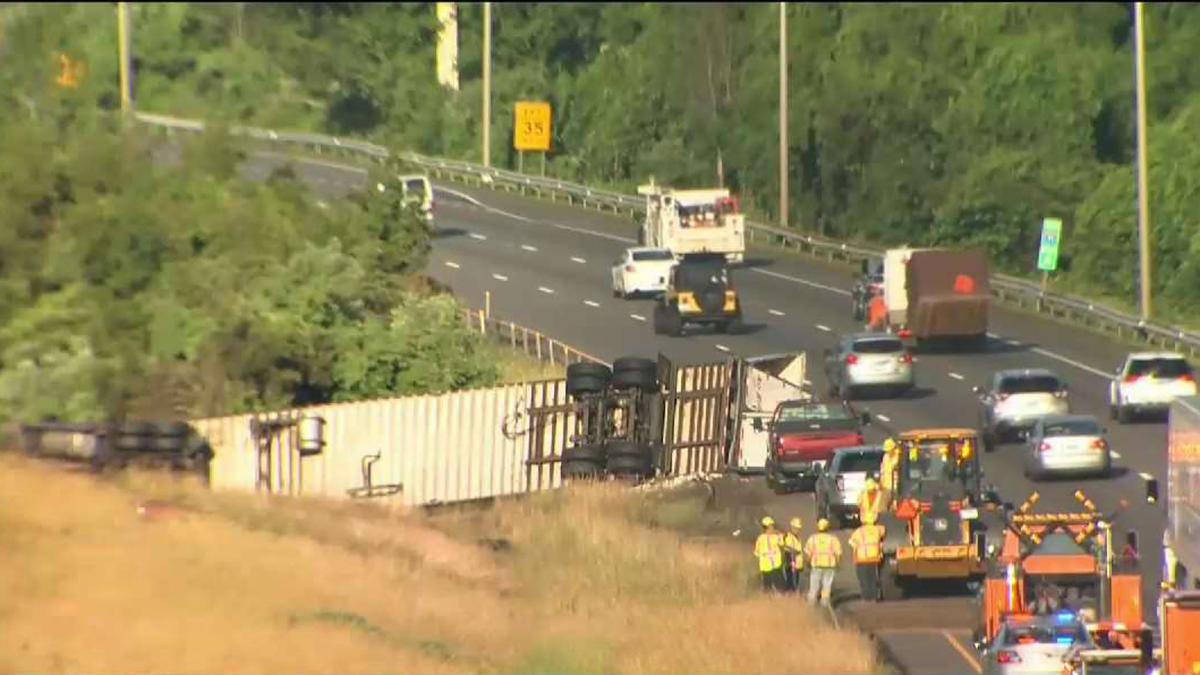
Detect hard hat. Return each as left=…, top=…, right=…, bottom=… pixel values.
left=790, top=517, right=803, bottom=530
left=761, top=516, right=775, bottom=528
left=861, top=511, right=877, bottom=525
left=817, top=518, right=831, bottom=532
left=883, top=438, right=897, bottom=452
left=865, top=477, right=878, bottom=491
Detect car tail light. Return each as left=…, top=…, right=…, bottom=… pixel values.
left=899, top=353, right=913, bottom=364
left=1038, top=442, right=1051, bottom=453
left=996, top=650, right=1021, bottom=664
left=625, top=265, right=636, bottom=272
left=846, top=354, right=858, bottom=365
left=898, top=329, right=913, bottom=338
left=1181, top=373, right=1195, bottom=383
left=1124, top=375, right=1142, bottom=384
left=1092, top=439, right=1108, bottom=451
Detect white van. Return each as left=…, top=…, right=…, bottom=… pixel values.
left=397, top=174, right=434, bottom=224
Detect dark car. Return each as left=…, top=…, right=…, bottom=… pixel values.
left=756, top=399, right=871, bottom=494
left=652, top=253, right=743, bottom=336
left=851, top=258, right=884, bottom=320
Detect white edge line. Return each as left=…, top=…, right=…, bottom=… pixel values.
left=875, top=414, right=891, bottom=422
left=433, top=186, right=487, bottom=207
left=1029, top=346, right=1113, bottom=379
left=469, top=233, right=487, bottom=240
left=769, top=309, right=785, bottom=316
left=584, top=300, right=600, bottom=308
left=521, top=244, right=539, bottom=252
left=949, top=372, right=965, bottom=380
left=815, top=324, right=831, bottom=332
left=492, top=273, right=508, bottom=281
left=630, top=314, right=646, bottom=322
left=571, top=256, right=587, bottom=264
left=754, top=268, right=852, bottom=297
left=715, top=344, right=730, bottom=353
left=1110, top=451, right=1122, bottom=459
left=444, top=261, right=460, bottom=269
left=537, top=286, right=555, bottom=294
left=249, top=149, right=369, bottom=175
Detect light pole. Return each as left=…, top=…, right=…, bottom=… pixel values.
left=117, top=1, right=132, bottom=113
left=1133, top=1, right=1152, bottom=321
left=778, top=2, right=788, bottom=229
left=482, top=1, right=492, bottom=168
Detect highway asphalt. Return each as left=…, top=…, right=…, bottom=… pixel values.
left=235, top=149, right=1171, bottom=674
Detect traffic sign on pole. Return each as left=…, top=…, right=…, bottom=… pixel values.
left=1037, top=217, right=1063, bottom=272
left=513, top=101, right=552, bottom=152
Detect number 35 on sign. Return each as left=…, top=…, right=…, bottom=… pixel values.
left=514, top=101, right=552, bottom=152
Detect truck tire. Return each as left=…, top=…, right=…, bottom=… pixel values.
left=654, top=305, right=682, bottom=337
left=726, top=313, right=744, bottom=335
left=607, top=452, right=652, bottom=476
left=613, top=357, right=657, bottom=375
left=567, top=362, right=612, bottom=381
left=605, top=440, right=649, bottom=460
left=611, top=369, right=657, bottom=392
left=562, top=458, right=604, bottom=480
left=564, top=443, right=606, bottom=464
left=566, top=375, right=607, bottom=398
left=1117, top=405, right=1132, bottom=424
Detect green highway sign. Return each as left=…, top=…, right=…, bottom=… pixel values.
left=1037, top=217, right=1063, bottom=272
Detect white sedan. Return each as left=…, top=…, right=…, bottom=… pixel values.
left=611, top=247, right=676, bottom=299
left=1109, top=351, right=1197, bottom=422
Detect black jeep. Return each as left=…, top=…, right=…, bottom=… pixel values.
left=652, top=253, right=743, bottom=337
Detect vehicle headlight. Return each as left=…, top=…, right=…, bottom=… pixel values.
left=987, top=543, right=997, bottom=556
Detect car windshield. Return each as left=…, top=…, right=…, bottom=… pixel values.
left=836, top=452, right=883, bottom=473
left=1128, top=358, right=1193, bottom=378
left=853, top=338, right=904, bottom=354
left=1043, top=420, right=1100, bottom=437
left=775, top=403, right=859, bottom=433
left=1003, top=623, right=1088, bottom=646
left=633, top=249, right=674, bottom=262
left=999, top=375, right=1062, bottom=394
left=896, top=439, right=978, bottom=498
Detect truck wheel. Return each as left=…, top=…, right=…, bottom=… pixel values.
left=1117, top=405, right=1132, bottom=424
left=611, top=369, right=657, bottom=392
left=613, top=357, right=657, bottom=375
left=726, top=313, right=744, bottom=335
left=982, top=430, right=996, bottom=453
left=566, top=375, right=607, bottom=398
left=663, top=308, right=683, bottom=337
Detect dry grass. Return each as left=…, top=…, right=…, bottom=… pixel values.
left=0, top=453, right=880, bottom=674
left=492, top=347, right=566, bottom=384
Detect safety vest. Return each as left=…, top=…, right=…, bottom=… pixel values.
left=868, top=296, right=888, bottom=329
left=858, top=490, right=882, bottom=520
left=805, top=533, right=842, bottom=569
left=784, top=532, right=806, bottom=570
left=880, top=452, right=898, bottom=491
left=755, top=532, right=784, bottom=572
left=849, top=524, right=885, bottom=564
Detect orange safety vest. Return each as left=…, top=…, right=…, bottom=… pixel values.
left=868, top=296, right=888, bottom=330
left=848, top=524, right=886, bottom=564
left=755, top=532, right=784, bottom=572
left=858, top=490, right=883, bottom=520
left=805, top=533, right=842, bottom=569
left=784, top=532, right=806, bottom=570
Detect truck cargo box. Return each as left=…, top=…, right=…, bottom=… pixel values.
left=905, top=249, right=991, bottom=339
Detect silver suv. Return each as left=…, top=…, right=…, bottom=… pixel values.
left=975, top=369, right=1070, bottom=450
left=813, top=445, right=884, bottom=529
left=823, top=333, right=915, bottom=400
left=1109, top=352, right=1197, bottom=422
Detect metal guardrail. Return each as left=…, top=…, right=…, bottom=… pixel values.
left=458, top=307, right=609, bottom=369
left=133, top=111, right=1200, bottom=358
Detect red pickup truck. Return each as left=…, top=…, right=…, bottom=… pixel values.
left=758, top=399, right=871, bottom=494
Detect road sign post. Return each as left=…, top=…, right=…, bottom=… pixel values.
left=1037, top=217, right=1063, bottom=300
left=514, top=101, right=552, bottom=174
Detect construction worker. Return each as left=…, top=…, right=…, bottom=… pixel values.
left=879, top=438, right=900, bottom=506
left=866, top=292, right=888, bottom=332
left=783, top=517, right=807, bottom=593
left=857, top=476, right=883, bottom=524
left=848, top=509, right=886, bottom=602
left=805, top=518, right=843, bottom=608
left=755, top=516, right=786, bottom=592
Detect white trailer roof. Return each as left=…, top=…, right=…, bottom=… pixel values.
left=673, top=189, right=731, bottom=207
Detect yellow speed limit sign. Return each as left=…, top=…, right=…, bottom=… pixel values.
left=514, top=101, right=552, bottom=152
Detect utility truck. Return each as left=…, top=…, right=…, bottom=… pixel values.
left=637, top=182, right=745, bottom=263
left=881, top=247, right=991, bottom=351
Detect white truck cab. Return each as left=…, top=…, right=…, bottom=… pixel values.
left=397, top=173, right=434, bottom=224
left=637, top=181, right=745, bottom=263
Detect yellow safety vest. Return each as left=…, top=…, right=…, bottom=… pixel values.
left=755, top=532, right=784, bottom=572
left=880, top=453, right=898, bottom=491
left=784, top=532, right=806, bottom=570
left=805, top=533, right=842, bottom=569
left=858, top=490, right=883, bottom=520
left=849, top=524, right=886, bottom=564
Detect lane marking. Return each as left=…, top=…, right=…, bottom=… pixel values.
left=769, top=309, right=786, bottom=316
left=1139, top=472, right=1154, bottom=481
left=521, top=244, right=539, bottom=252
left=949, top=372, right=965, bottom=380
left=875, top=414, right=891, bottom=423
left=715, top=344, right=731, bottom=353
left=248, top=149, right=369, bottom=175
left=537, top=286, right=555, bottom=294
left=469, top=233, right=487, bottom=240
left=753, top=268, right=852, bottom=297
left=630, top=314, right=647, bottom=322
left=492, top=273, right=508, bottom=281
left=1029, top=346, right=1113, bottom=379
left=584, top=300, right=600, bottom=308
left=816, top=324, right=831, bottom=332
left=1111, top=451, right=1122, bottom=459
left=1005, top=339, right=1022, bottom=346
left=943, top=631, right=983, bottom=675
left=433, top=186, right=637, bottom=244
left=444, top=261, right=460, bottom=269
left=571, top=256, right=587, bottom=264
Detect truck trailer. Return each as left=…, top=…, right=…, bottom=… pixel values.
left=881, top=247, right=991, bottom=351
left=637, top=182, right=745, bottom=263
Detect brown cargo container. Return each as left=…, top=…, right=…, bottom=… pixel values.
left=905, top=250, right=991, bottom=343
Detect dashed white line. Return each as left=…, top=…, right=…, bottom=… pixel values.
left=444, top=261, right=460, bottom=269
left=521, top=244, right=539, bottom=252
left=875, top=414, right=892, bottom=423
left=571, top=256, right=587, bottom=264
left=469, top=233, right=487, bottom=240
left=537, top=286, right=555, bottom=294
left=1139, top=472, right=1155, bottom=481
left=816, top=324, right=831, bottom=332
left=584, top=300, right=600, bottom=308
left=769, top=309, right=786, bottom=317
left=715, top=344, right=731, bottom=353
left=630, top=314, right=647, bottom=322
left=1110, top=451, right=1122, bottom=459
left=753, top=268, right=852, bottom=297
left=492, top=273, right=508, bottom=281
left=949, top=372, right=965, bottom=380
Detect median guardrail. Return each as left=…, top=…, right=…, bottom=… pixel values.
left=133, top=111, right=1200, bottom=359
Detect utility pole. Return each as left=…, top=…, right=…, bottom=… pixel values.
left=117, top=1, right=132, bottom=113
left=482, top=1, right=492, bottom=168
left=778, top=2, right=788, bottom=229
left=1133, top=1, right=1152, bottom=321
